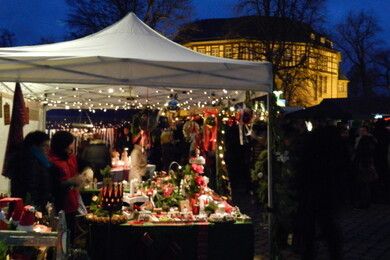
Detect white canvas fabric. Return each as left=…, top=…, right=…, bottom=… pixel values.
left=0, top=13, right=272, bottom=93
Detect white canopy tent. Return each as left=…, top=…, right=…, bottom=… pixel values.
left=0, top=13, right=273, bottom=215
left=0, top=13, right=272, bottom=110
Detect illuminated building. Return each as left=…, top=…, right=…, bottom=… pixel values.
left=176, top=16, right=348, bottom=106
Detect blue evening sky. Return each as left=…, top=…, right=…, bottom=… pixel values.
left=0, top=0, right=389, bottom=46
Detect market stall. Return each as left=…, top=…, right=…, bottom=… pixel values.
left=0, top=12, right=273, bottom=259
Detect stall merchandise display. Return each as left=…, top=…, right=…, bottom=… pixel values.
left=85, top=163, right=250, bottom=226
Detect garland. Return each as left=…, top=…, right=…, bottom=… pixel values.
left=250, top=95, right=298, bottom=259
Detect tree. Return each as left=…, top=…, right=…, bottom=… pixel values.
left=0, top=29, right=15, bottom=47
left=236, top=0, right=325, bottom=27
left=334, top=11, right=382, bottom=96
left=234, top=0, right=327, bottom=106
left=66, top=0, right=193, bottom=38
left=374, top=49, right=390, bottom=89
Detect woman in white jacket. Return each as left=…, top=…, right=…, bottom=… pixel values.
left=130, top=132, right=147, bottom=181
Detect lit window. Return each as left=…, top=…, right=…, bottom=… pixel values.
left=224, top=45, right=232, bottom=58
left=323, top=76, right=327, bottom=94
left=211, top=47, right=220, bottom=57
left=284, top=48, right=292, bottom=61
left=197, top=47, right=206, bottom=54
left=338, top=83, right=345, bottom=92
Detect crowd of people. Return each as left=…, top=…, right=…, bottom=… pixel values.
left=7, top=130, right=83, bottom=244
left=4, top=116, right=210, bottom=245
left=4, top=114, right=389, bottom=256
left=261, top=118, right=390, bottom=259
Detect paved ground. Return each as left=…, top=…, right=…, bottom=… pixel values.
left=244, top=203, right=390, bottom=260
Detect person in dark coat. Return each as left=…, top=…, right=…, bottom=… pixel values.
left=79, top=139, right=111, bottom=181
left=9, top=131, right=55, bottom=213
left=116, top=126, right=133, bottom=153
left=295, top=124, right=345, bottom=260
left=353, top=125, right=378, bottom=208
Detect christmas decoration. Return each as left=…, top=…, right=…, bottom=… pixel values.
left=17, top=206, right=36, bottom=232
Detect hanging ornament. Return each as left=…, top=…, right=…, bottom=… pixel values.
left=167, top=93, right=180, bottom=111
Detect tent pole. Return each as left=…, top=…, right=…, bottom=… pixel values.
left=267, top=88, right=273, bottom=257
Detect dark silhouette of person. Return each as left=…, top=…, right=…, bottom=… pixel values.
left=8, top=131, right=55, bottom=212
left=295, top=124, right=345, bottom=260
left=373, top=120, right=390, bottom=202
left=353, top=125, right=378, bottom=208
left=79, top=138, right=111, bottom=181
left=116, top=126, right=133, bottom=153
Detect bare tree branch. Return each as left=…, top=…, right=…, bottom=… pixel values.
left=65, top=0, right=193, bottom=38
left=234, top=0, right=326, bottom=106
left=0, top=29, right=15, bottom=47
left=333, top=11, right=382, bottom=96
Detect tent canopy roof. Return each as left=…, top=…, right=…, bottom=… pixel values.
left=287, top=97, right=390, bottom=119
left=0, top=13, right=272, bottom=109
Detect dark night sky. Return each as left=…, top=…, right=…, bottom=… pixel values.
left=0, top=0, right=389, bottom=46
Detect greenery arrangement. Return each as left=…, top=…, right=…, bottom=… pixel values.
left=181, top=165, right=201, bottom=197
left=250, top=95, right=299, bottom=259
left=0, top=240, right=7, bottom=260
left=100, top=165, right=112, bottom=179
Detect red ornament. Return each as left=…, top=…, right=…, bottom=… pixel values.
left=191, top=163, right=204, bottom=174
left=195, top=176, right=205, bottom=187
left=162, top=186, right=174, bottom=197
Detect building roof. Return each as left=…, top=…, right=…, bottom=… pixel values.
left=175, top=16, right=332, bottom=48
left=339, top=73, right=349, bottom=81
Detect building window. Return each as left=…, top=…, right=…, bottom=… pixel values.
left=224, top=45, right=232, bottom=58
left=197, top=47, right=206, bottom=54
left=211, top=46, right=220, bottom=57
left=338, top=83, right=345, bottom=92
left=284, top=48, right=292, bottom=61
left=318, top=77, right=322, bottom=98
left=323, top=76, right=327, bottom=94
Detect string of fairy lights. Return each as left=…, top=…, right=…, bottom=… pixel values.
left=2, top=83, right=250, bottom=113
left=2, top=83, right=269, bottom=197
left=215, top=100, right=268, bottom=197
